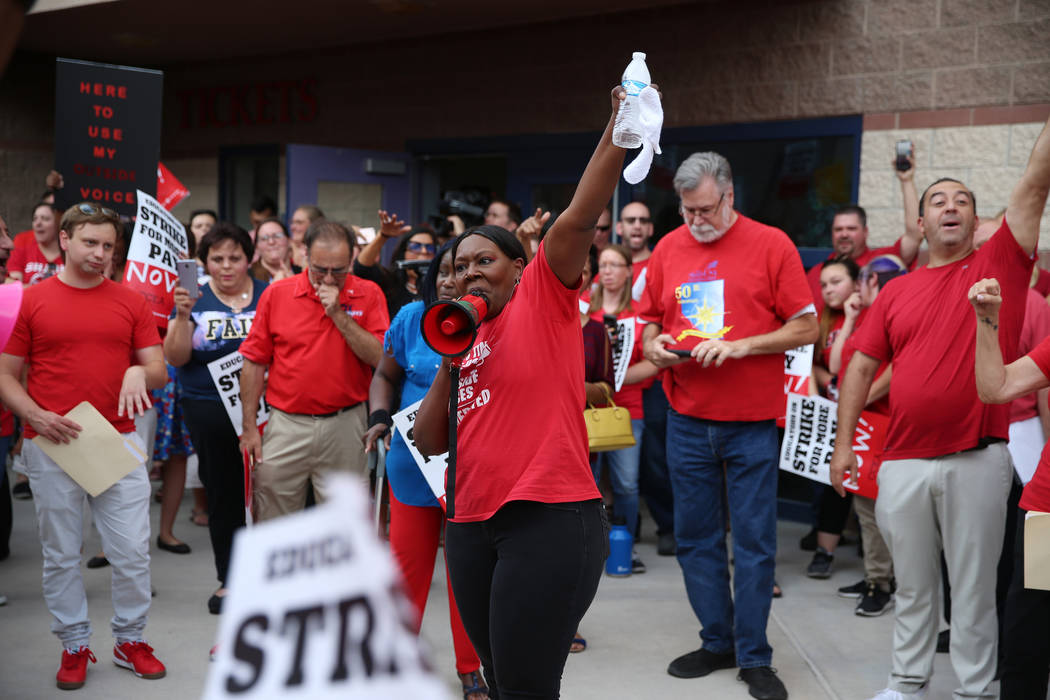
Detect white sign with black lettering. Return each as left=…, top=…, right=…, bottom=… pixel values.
left=610, top=318, right=635, bottom=392
left=391, top=399, right=447, bottom=506
left=207, top=350, right=270, bottom=437
left=783, top=344, right=813, bottom=395
left=779, top=393, right=837, bottom=485
left=203, top=475, right=448, bottom=699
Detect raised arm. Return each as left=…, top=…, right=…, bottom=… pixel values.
left=357, top=211, right=410, bottom=268
left=969, top=277, right=1049, bottom=403
left=895, top=150, right=921, bottom=266
left=1007, top=113, right=1050, bottom=256
left=543, top=87, right=629, bottom=287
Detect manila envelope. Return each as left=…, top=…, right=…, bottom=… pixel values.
left=1025, top=511, right=1050, bottom=591
left=31, top=401, right=148, bottom=497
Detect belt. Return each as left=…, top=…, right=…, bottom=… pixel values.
left=290, top=403, right=360, bottom=419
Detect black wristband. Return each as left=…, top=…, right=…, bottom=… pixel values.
left=368, top=409, right=392, bottom=428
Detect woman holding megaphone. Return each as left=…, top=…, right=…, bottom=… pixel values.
left=415, top=85, right=641, bottom=698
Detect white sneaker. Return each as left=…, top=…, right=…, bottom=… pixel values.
left=868, top=687, right=927, bottom=700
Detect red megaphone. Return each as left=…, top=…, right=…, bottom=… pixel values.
left=420, top=294, right=488, bottom=357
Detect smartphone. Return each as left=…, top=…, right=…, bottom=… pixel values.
left=895, top=140, right=913, bottom=172
left=669, top=349, right=693, bottom=358
left=176, top=259, right=200, bottom=299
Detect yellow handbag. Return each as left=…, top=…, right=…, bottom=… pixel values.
left=584, top=384, right=636, bottom=453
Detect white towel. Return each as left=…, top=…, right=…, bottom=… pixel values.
left=622, top=86, right=663, bottom=185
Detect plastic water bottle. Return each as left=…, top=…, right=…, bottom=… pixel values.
left=613, top=52, right=650, bottom=149
left=606, top=515, right=633, bottom=577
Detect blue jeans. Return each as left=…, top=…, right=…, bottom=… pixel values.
left=666, top=411, right=778, bottom=669
left=594, top=419, right=643, bottom=536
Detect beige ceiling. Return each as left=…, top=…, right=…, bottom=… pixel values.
left=19, top=0, right=696, bottom=67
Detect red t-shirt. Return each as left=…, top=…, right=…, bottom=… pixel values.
left=837, top=308, right=891, bottom=416
left=1020, top=336, right=1050, bottom=512
left=631, top=257, right=651, bottom=302
left=807, top=239, right=904, bottom=313
left=8, top=238, right=64, bottom=286
left=238, top=271, right=389, bottom=415
left=638, top=216, right=814, bottom=421
left=1010, top=288, right=1050, bottom=423
left=589, top=308, right=648, bottom=420
left=452, top=241, right=601, bottom=522
left=5, top=277, right=161, bottom=438
left=819, top=313, right=846, bottom=372
left=851, top=221, right=1034, bottom=460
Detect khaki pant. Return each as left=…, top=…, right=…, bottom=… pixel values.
left=253, top=405, right=368, bottom=522
left=854, top=493, right=893, bottom=590
left=875, top=443, right=1012, bottom=699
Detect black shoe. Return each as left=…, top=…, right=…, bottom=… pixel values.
left=156, top=536, right=191, bottom=555
left=937, top=629, right=949, bottom=653
left=208, top=593, right=224, bottom=615
left=805, top=547, right=833, bottom=579
left=739, top=666, right=788, bottom=700
left=837, top=579, right=867, bottom=599
left=86, top=555, right=109, bottom=569
left=11, top=481, right=31, bottom=500
left=667, top=647, right=736, bottom=678
left=799, top=528, right=817, bottom=551
left=632, top=555, right=646, bottom=574
left=657, top=531, right=677, bottom=556
left=855, top=582, right=893, bottom=617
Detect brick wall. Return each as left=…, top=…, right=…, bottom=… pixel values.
left=2, top=0, right=1049, bottom=231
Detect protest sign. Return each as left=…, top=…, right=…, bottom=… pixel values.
left=391, top=399, right=447, bottom=508
left=777, top=344, right=814, bottom=427
left=778, top=393, right=888, bottom=499
left=156, top=162, right=189, bottom=211
left=610, top=317, right=635, bottom=392
left=123, top=190, right=189, bottom=327
left=53, top=58, right=163, bottom=218
left=203, top=475, right=447, bottom=700
left=207, top=350, right=271, bottom=437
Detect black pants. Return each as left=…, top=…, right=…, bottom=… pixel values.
left=1001, top=507, right=1050, bottom=699
left=816, top=485, right=852, bottom=535
left=445, top=499, right=607, bottom=699
left=181, top=398, right=246, bottom=586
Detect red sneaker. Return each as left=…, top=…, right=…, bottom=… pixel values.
left=56, top=647, right=96, bottom=690
left=113, top=641, right=166, bottom=679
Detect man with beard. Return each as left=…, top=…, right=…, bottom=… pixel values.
left=640, top=152, right=816, bottom=700
left=619, top=201, right=654, bottom=302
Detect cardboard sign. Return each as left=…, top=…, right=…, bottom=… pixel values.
left=390, top=399, right=447, bottom=508
left=610, top=318, right=635, bottom=392
left=123, top=190, right=189, bottom=327
left=156, top=162, right=189, bottom=211
left=203, top=475, right=447, bottom=699
left=207, top=350, right=271, bottom=437
left=53, top=58, right=163, bottom=218
left=778, top=393, right=888, bottom=499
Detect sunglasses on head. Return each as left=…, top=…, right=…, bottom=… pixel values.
left=407, top=241, right=435, bottom=255
left=76, top=202, right=118, bottom=219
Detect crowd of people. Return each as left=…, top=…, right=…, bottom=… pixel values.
left=0, top=98, right=1049, bottom=700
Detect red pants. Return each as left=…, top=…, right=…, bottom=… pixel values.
left=388, top=486, right=480, bottom=674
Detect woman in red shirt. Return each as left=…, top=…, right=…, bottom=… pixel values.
left=971, top=275, right=1050, bottom=700
left=415, top=86, right=631, bottom=698
left=8, top=203, right=64, bottom=285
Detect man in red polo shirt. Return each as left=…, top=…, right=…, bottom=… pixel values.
left=239, top=220, right=388, bottom=521
left=0, top=203, right=168, bottom=690
left=830, top=112, right=1050, bottom=700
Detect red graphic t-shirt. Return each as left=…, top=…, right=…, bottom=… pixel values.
left=8, top=239, right=64, bottom=286
left=451, top=241, right=601, bottom=523
left=638, top=216, right=814, bottom=421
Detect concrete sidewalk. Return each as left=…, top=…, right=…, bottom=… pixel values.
left=0, top=475, right=972, bottom=699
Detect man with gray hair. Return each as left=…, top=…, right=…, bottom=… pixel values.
left=639, top=152, right=817, bottom=700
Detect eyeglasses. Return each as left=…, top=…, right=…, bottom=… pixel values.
left=598, top=262, right=628, bottom=270
left=621, top=216, right=651, bottom=225
left=406, top=241, right=435, bottom=255
left=595, top=224, right=612, bottom=233
left=258, top=233, right=286, bottom=244
left=309, top=264, right=350, bottom=278
left=680, top=192, right=725, bottom=221
left=76, top=203, right=118, bottom=219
